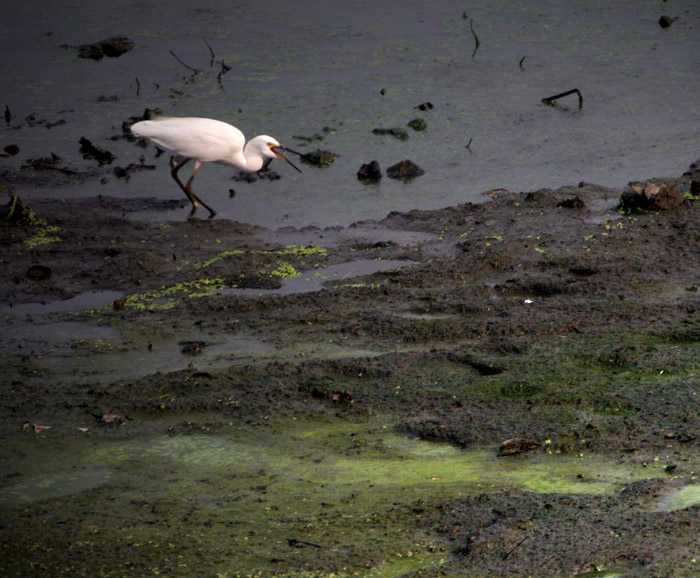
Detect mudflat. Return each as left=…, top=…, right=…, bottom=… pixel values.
left=1, top=162, right=699, bottom=577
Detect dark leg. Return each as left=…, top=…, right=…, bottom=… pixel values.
left=170, top=158, right=217, bottom=218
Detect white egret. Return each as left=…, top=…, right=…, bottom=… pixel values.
left=131, top=116, right=302, bottom=218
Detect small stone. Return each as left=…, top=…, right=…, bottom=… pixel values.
left=658, top=15, right=674, bottom=28
left=300, top=149, right=338, bottom=167
left=372, top=127, right=409, bottom=141
left=407, top=118, right=427, bottom=131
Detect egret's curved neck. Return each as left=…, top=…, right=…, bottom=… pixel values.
left=239, top=140, right=265, bottom=173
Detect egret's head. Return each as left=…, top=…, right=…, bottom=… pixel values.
left=263, top=137, right=303, bottom=174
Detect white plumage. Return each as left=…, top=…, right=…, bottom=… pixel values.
left=132, top=117, right=302, bottom=218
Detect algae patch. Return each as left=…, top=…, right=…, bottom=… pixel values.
left=112, top=245, right=330, bottom=310
left=21, top=210, right=62, bottom=248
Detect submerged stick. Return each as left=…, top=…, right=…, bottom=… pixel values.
left=203, top=38, right=215, bottom=67
left=470, top=19, right=480, bottom=59
left=542, top=88, right=583, bottom=109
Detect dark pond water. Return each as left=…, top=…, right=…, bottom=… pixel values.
left=1, top=0, right=699, bottom=228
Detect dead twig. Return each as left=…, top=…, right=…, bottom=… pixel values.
left=170, top=50, right=201, bottom=74
left=217, top=60, right=232, bottom=86
left=503, top=535, right=530, bottom=560
left=542, top=88, right=583, bottom=110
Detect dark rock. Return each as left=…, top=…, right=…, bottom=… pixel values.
left=24, top=153, right=63, bottom=169
left=618, top=181, right=686, bottom=212
left=683, top=158, right=700, bottom=179
left=180, top=341, right=206, bottom=355
left=3, top=144, right=19, bottom=156
left=556, top=196, right=585, bottom=209
left=372, top=127, right=409, bottom=141
left=414, top=102, right=434, bottom=111
left=68, top=37, right=136, bottom=60
left=79, top=137, right=115, bottom=166
left=386, top=159, right=425, bottom=181
left=114, top=163, right=155, bottom=179
left=498, top=437, right=540, bottom=456
left=569, top=266, right=598, bottom=277
left=26, top=265, right=52, bottom=280
left=357, top=160, right=382, bottom=182
left=690, top=180, right=700, bottom=198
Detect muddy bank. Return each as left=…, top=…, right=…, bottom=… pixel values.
left=1, top=163, right=700, bottom=577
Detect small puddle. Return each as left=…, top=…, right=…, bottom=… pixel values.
left=0, top=467, right=112, bottom=506
left=573, top=567, right=633, bottom=578
left=656, top=484, right=700, bottom=512
left=2, top=290, right=124, bottom=316
left=220, top=259, right=414, bottom=296
left=2, top=320, right=117, bottom=343
left=394, top=312, right=458, bottom=321
left=36, top=332, right=279, bottom=383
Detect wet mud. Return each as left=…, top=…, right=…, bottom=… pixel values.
left=1, top=161, right=700, bottom=577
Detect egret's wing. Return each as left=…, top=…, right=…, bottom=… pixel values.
left=132, top=117, right=245, bottom=163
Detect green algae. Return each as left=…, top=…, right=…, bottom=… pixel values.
left=193, top=244, right=328, bottom=272
left=119, top=277, right=226, bottom=311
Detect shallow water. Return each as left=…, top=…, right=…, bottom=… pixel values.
left=656, top=483, right=700, bottom=512
left=0, top=422, right=665, bottom=507
left=1, top=0, right=698, bottom=228
left=0, top=290, right=124, bottom=316
left=220, top=258, right=415, bottom=295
